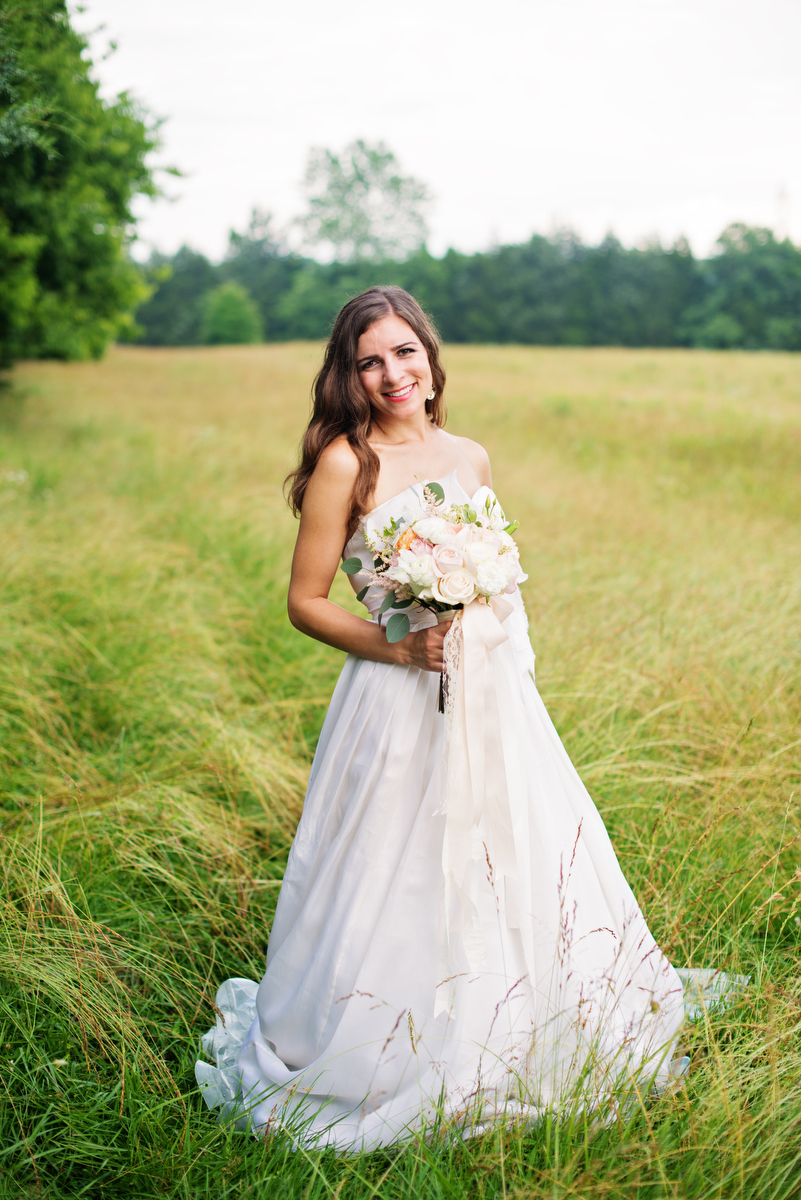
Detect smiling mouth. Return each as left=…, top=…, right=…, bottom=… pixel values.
left=384, top=382, right=415, bottom=401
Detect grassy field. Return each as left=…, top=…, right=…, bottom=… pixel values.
left=0, top=343, right=799, bottom=1198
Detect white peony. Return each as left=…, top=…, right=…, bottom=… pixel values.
left=389, top=549, right=438, bottom=589
left=499, top=552, right=521, bottom=584
left=475, top=561, right=508, bottom=596
left=432, top=568, right=477, bottom=605
left=465, top=541, right=497, bottom=568
left=412, top=516, right=452, bottom=545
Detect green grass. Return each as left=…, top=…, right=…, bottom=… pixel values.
left=0, top=344, right=799, bottom=1198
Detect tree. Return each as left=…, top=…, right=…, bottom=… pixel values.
left=682, top=225, right=801, bottom=350
left=221, top=208, right=302, bottom=339
left=0, top=0, right=159, bottom=365
left=297, top=139, right=431, bottom=263
left=134, top=247, right=218, bottom=346
left=200, top=282, right=262, bottom=345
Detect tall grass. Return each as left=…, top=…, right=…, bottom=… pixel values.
left=0, top=345, right=799, bottom=1197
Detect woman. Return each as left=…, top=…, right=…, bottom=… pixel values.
left=196, top=286, right=689, bottom=1150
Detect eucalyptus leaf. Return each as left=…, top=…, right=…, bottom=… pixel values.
left=341, top=557, right=363, bottom=575
left=378, top=590, right=397, bottom=616
left=391, top=598, right=412, bottom=608
left=426, top=481, right=445, bottom=505
left=385, top=613, right=410, bottom=643
left=355, top=585, right=369, bottom=602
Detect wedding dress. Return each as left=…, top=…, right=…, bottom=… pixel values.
left=195, top=470, right=738, bottom=1150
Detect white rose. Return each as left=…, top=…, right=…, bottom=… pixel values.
left=432, top=568, right=477, bottom=605
left=412, top=516, right=451, bottom=544
left=475, top=561, right=508, bottom=596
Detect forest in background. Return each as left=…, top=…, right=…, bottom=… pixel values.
left=135, top=216, right=801, bottom=350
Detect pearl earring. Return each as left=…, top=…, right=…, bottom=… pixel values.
left=426, top=389, right=435, bottom=401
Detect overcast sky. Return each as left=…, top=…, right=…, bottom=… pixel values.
left=73, top=0, right=801, bottom=262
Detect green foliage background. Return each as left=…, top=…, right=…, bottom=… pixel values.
left=200, top=282, right=262, bottom=345
left=135, top=219, right=801, bottom=351
left=0, top=0, right=158, bottom=365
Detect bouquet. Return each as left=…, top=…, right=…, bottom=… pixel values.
left=341, top=481, right=526, bottom=645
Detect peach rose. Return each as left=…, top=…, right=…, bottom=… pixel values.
left=432, top=568, right=477, bottom=605
left=432, top=543, right=464, bottom=573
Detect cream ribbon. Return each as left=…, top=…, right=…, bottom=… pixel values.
left=435, top=595, right=517, bottom=1016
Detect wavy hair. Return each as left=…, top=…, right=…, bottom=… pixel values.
left=284, top=286, right=447, bottom=540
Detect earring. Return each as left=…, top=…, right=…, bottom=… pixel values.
left=426, top=389, right=435, bottom=401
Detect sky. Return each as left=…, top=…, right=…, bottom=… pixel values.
left=73, top=0, right=801, bottom=262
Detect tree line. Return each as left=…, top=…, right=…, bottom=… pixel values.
left=136, top=217, right=801, bottom=351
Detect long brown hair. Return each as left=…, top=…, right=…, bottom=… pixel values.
left=284, top=286, right=447, bottom=539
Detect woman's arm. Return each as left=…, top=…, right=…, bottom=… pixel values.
left=286, top=442, right=450, bottom=672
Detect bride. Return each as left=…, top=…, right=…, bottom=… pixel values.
left=196, top=286, right=690, bottom=1150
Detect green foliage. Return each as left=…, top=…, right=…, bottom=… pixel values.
left=200, top=281, right=262, bottom=345
left=0, top=0, right=159, bottom=366
left=136, top=222, right=801, bottom=350
left=683, top=224, right=801, bottom=350
left=297, top=139, right=432, bottom=263
left=221, top=207, right=301, bottom=339
left=132, top=245, right=217, bottom=346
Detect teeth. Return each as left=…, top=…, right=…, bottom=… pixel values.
left=387, top=384, right=413, bottom=398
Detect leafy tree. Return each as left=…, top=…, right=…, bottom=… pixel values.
left=297, top=139, right=431, bottom=263
left=221, top=208, right=302, bottom=339
left=0, top=0, right=159, bottom=365
left=200, top=282, right=262, bottom=345
left=133, top=247, right=218, bottom=346
left=682, top=225, right=801, bottom=350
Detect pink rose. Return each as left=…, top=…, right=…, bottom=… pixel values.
left=410, top=538, right=433, bottom=556
left=432, top=543, right=464, bottom=573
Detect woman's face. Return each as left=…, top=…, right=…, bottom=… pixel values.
left=356, top=312, right=433, bottom=424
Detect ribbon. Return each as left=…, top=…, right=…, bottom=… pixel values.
left=435, top=595, right=517, bottom=1016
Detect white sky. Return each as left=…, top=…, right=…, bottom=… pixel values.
left=73, top=0, right=801, bottom=261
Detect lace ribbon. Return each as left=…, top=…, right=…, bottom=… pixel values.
left=435, top=595, right=516, bottom=1016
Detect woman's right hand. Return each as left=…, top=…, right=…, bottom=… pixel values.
left=399, top=621, right=452, bottom=673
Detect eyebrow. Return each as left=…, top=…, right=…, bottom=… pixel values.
left=357, top=340, right=418, bottom=364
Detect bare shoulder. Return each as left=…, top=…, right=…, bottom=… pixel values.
left=448, top=433, right=492, bottom=487
left=311, top=436, right=360, bottom=493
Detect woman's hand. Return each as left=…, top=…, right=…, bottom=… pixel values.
left=399, top=621, right=452, bottom=673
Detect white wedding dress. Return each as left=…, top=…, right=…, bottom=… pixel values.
left=195, top=470, right=736, bottom=1151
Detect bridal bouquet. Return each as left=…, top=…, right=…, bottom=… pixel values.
left=341, top=481, right=526, bottom=644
